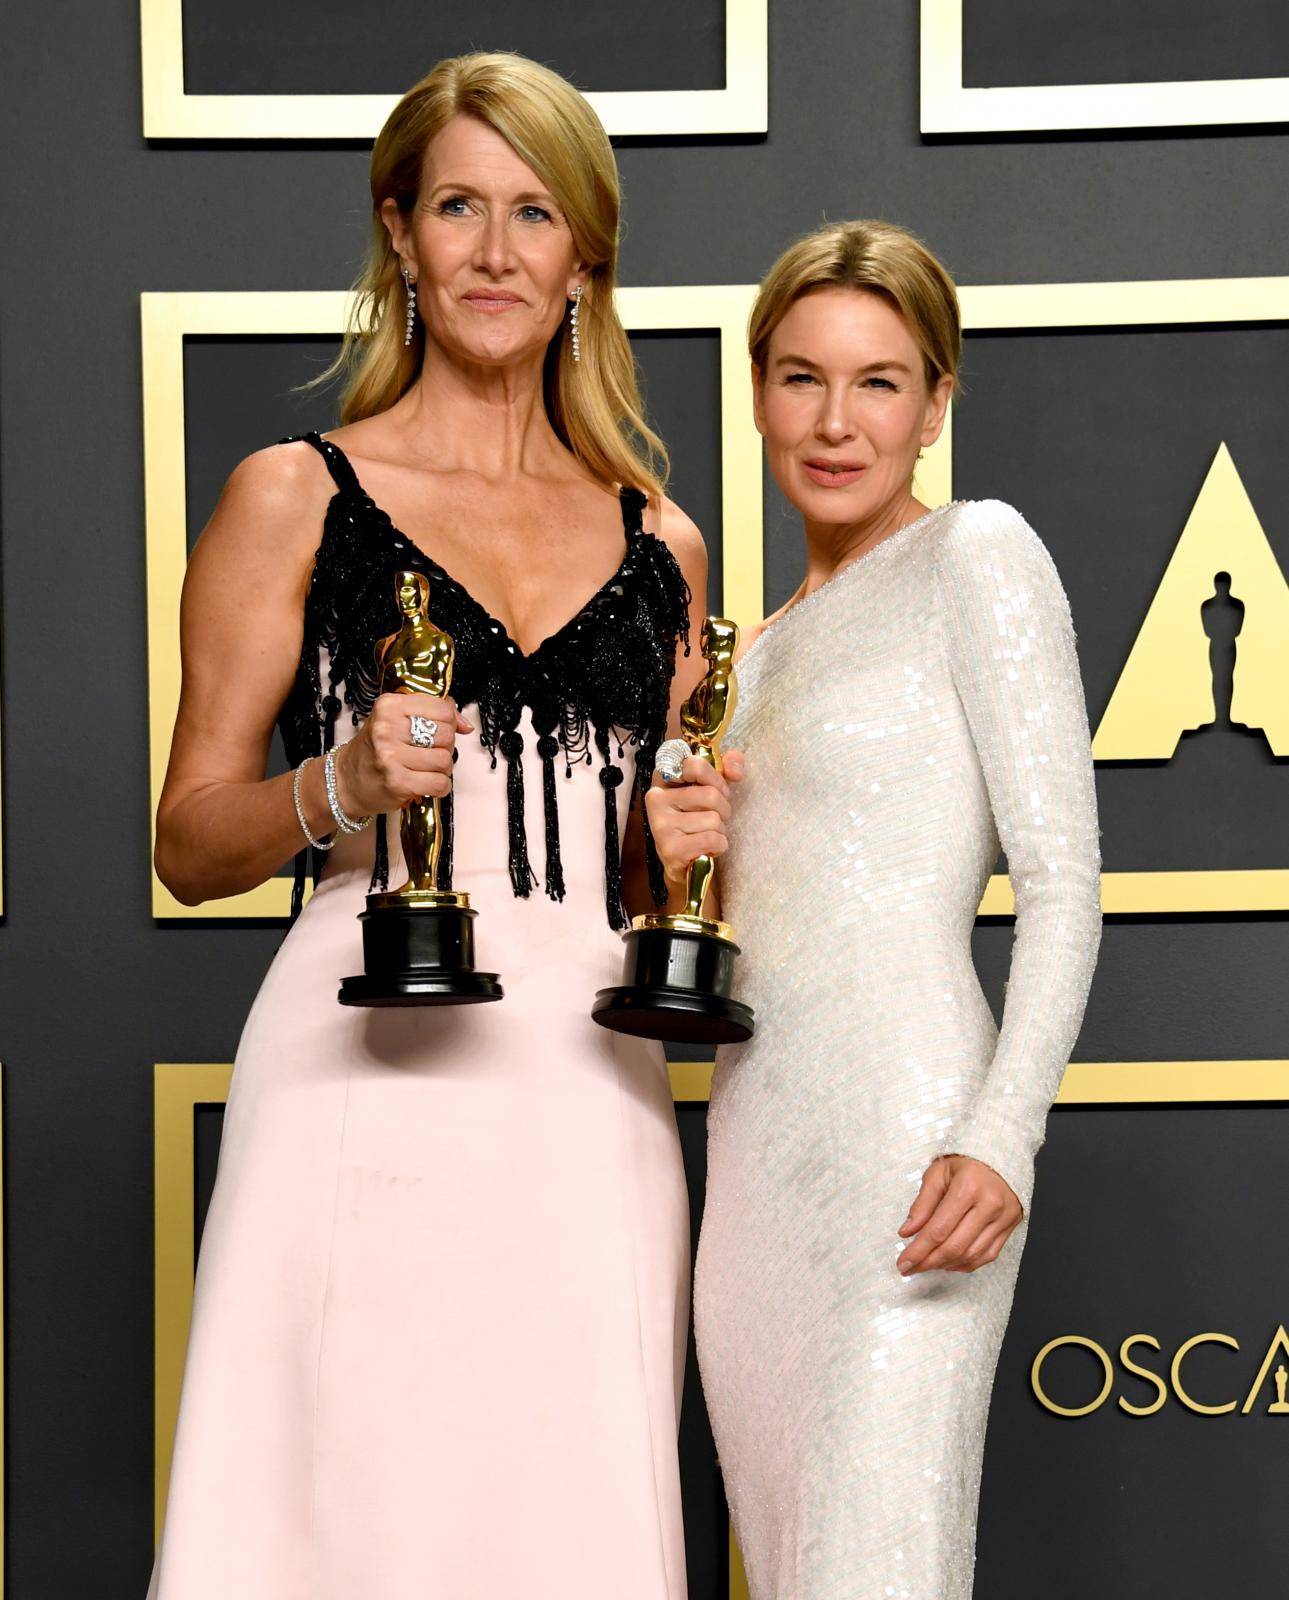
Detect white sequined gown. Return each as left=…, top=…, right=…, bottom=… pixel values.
left=694, top=500, right=1102, bottom=1599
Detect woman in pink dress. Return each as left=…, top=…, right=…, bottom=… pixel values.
left=149, top=52, right=707, bottom=1600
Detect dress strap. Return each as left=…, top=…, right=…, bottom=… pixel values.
left=281, top=430, right=364, bottom=498
left=619, top=484, right=648, bottom=537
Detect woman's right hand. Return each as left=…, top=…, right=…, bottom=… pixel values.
left=644, top=748, right=744, bottom=886
left=334, top=693, right=474, bottom=817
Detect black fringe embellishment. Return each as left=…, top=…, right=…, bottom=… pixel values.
left=274, top=436, right=692, bottom=929
left=322, top=691, right=341, bottom=750
left=290, top=849, right=307, bottom=918
left=498, top=729, right=537, bottom=896
left=599, top=740, right=627, bottom=930
left=635, top=752, right=669, bottom=907
left=531, top=705, right=566, bottom=902
left=537, top=738, right=565, bottom=900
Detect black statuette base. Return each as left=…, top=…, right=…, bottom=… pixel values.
left=592, top=925, right=754, bottom=1045
left=338, top=894, right=502, bottom=1008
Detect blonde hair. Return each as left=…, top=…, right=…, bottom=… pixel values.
left=326, top=52, right=666, bottom=496
left=748, top=219, right=962, bottom=393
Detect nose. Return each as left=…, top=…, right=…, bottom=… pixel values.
left=476, top=207, right=515, bottom=278
left=815, top=384, right=858, bottom=446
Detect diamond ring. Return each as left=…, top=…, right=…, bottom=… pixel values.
left=409, top=715, right=439, bottom=748
left=655, top=738, right=691, bottom=785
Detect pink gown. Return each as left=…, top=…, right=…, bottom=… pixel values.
left=149, top=436, right=692, bottom=1599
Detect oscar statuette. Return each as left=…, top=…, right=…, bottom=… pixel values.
left=592, top=616, right=754, bottom=1044
left=339, top=570, right=502, bottom=1007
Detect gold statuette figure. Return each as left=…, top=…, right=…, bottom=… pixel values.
left=592, top=616, right=754, bottom=1044
left=376, top=570, right=459, bottom=900
left=664, top=615, right=738, bottom=933
left=339, top=570, right=502, bottom=1008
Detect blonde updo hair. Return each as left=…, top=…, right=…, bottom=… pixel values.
left=748, top=219, right=962, bottom=394
left=326, top=51, right=666, bottom=496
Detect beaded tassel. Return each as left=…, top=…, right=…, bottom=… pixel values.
left=598, top=732, right=627, bottom=929
left=636, top=756, right=669, bottom=907
left=497, top=730, right=537, bottom=896
left=531, top=707, right=566, bottom=901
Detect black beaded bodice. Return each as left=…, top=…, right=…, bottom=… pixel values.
left=277, top=432, right=691, bottom=927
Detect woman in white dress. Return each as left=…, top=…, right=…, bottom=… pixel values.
left=648, top=220, right=1102, bottom=1597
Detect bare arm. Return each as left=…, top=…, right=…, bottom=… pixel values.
left=154, top=443, right=463, bottom=905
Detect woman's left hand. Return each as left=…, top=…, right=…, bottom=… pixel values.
left=896, top=1155, right=1023, bottom=1275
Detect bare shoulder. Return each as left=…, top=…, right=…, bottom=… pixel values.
left=190, top=440, right=334, bottom=575
left=217, top=439, right=333, bottom=527
left=647, top=493, right=707, bottom=576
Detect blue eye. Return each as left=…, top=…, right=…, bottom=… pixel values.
left=866, top=376, right=896, bottom=390
left=437, top=196, right=471, bottom=216
left=518, top=204, right=552, bottom=223
left=785, top=372, right=816, bottom=385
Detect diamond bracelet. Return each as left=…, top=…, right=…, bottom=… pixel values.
left=292, top=756, right=335, bottom=851
left=324, top=745, right=372, bottom=834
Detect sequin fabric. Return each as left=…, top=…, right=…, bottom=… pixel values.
left=693, top=500, right=1102, bottom=1599
left=276, top=433, right=691, bottom=925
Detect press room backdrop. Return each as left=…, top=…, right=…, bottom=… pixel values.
left=1, top=1, right=1288, bottom=1595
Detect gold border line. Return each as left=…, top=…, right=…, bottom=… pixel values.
left=141, top=0, right=768, bottom=139
left=153, top=1061, right=234, bottom=1537
left=920, top=0, right=1289, bottom=132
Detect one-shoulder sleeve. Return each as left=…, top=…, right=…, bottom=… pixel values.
left=935, top=502, right=1102, bottom=1213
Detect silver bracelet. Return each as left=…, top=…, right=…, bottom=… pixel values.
left=324, top=745, right=371, bottom=834
left=293, top=756, right=335, bottom=850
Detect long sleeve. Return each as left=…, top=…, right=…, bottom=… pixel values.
left=935, top=501, right=1102, bottom=1213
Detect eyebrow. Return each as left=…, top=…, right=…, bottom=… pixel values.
left=773, top=353, right=913, bottom=376
left=426, top=181, right=559, bottom=207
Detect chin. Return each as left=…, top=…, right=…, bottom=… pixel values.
left=793, top=482, right=880, bottom=523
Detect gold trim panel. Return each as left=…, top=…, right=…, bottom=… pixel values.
left=141, top=0, right=768, bottom=139
left=920, top=0, right=1289, bottom=132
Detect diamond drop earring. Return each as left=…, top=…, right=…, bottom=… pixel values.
left=402, top=266, right=417, bottom=347
left=569, top=284, right=583, bottom=363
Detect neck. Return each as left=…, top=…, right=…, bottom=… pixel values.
left=795, top=485, right=926, bottom=603
left=389, top=339, right=565, bottom=481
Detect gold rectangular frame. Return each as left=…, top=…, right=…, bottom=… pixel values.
left=155, top=1056, right=1289, bottom=1586
left=920, top=0, right=1289, bottom=132
left=140, top=0, right=767, bottom=139
left=142, top=285, right=761, bottom=918
left=918, top=273, right=1289, bottom=916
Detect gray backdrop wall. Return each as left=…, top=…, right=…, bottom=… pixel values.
left=1, top=1, right=1288, bottom=1595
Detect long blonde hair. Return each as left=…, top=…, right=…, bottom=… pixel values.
left=326, top=52, right=666, bottom=497
left=749, top=219, right=962, bottom=393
